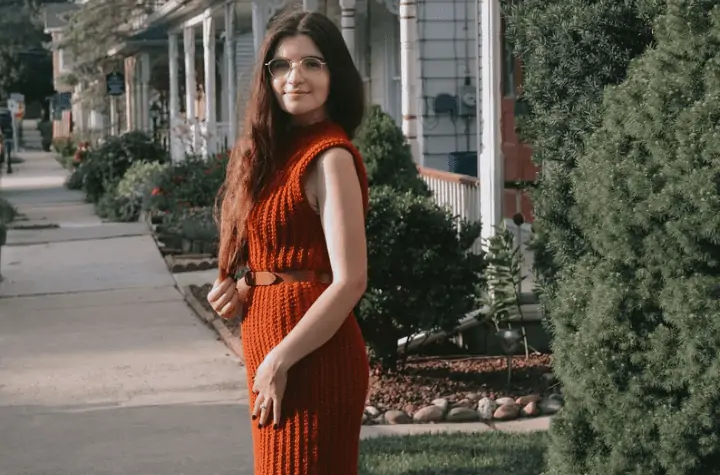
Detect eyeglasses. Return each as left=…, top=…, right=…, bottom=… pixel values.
left=265, top=57, right=327, bottom=79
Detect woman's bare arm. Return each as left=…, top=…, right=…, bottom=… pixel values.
left=270, top=146, right=367, bottom=370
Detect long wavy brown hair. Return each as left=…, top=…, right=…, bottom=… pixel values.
left=215, top=9, right=365, bottom=279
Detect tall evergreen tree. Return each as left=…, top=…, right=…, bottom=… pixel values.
left=546, top=1, right=720, bottom=473
left=501, top=0, right=660, bottom=292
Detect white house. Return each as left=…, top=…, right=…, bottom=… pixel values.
left=52, top=0, right=536, bottom=239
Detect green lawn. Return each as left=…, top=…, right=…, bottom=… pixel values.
left=359, top=431, right=548, bottom=475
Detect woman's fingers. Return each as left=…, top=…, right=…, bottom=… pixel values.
left=251, top=393, right=280, bottom=428
left=253, top=393, right=272, bottom=427
left=213, top=290, right=234, bottom=313
left=258, top=397, right=271, bottom=427
left=207, top=277, right=234, bottom=303
left=218, top=294, right=240, bottom=319
left=272, top=395, right=282, bottom=428
left=252, top=393, right=264, bottom=421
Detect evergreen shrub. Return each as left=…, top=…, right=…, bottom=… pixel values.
left=545, top=3, right=720, bottom=473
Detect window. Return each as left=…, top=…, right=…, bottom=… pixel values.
left=501, top=17, right=516, bottom=98
left=387, top=17, right=402, bottom=125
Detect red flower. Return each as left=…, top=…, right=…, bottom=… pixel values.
left=151, top=187, right=163, bottom=196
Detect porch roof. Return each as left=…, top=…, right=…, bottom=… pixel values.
left=109, top=0, right=239, bottom=56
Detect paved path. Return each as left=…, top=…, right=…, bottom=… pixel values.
left=0, top=152, right=253, bottom=475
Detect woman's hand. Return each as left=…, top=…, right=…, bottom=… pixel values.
left=251, top=350, right=289, bottom=428
left=207, top=277, right=244, bottom=319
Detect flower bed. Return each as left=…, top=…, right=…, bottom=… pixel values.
left=188, top=282, right=562, bottom=426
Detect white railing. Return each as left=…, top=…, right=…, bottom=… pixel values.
left=419, top=167, right=482, bottom=253
left=215, top=122, right=234, bottom=152
left=417, top=166, right=535, bottom=280
left=181, top=121, right=234, bottom=157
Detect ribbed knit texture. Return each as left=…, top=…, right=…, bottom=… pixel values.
left=242, top=120, right=370, bottom=475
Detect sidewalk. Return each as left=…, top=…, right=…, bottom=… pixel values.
left=0, top=152, right=253, bottom=475
left=0, top=152, right=548, bottom=475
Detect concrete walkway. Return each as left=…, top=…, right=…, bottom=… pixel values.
left=0, top=152, right=253, bottom=475
left=0, top=151, right=549, bottom=475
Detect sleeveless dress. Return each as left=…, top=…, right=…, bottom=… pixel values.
left=241, top=120, right=370, bottom=475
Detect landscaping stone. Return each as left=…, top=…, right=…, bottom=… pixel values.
left=515, top=394, right=541, bottom=406
left=432, top=397, right=449, bottom=413
left=476, top=397, right=497, bottom=420
left=365, top=406, right=381, bottom=418
left=445, top=406, right=480, bottom=423
left=384, top=410, right=411, bottom=425
left=548, top=393, right=564, bottom=404
left=539, top=398, right=563, bottom=415
left=451, top=398, right=474, bottom=409
left=522, top=401, right=540, bottom=417
left=466, top=392, right=482, bottom=402
left=412, top=404, right=445, bottom=423
left=494, top=403, right=520, bottom=420
left=495, top=396, right=516, bottom=406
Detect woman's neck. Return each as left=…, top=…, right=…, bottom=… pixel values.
left=290, top=108, right=327, bottom=127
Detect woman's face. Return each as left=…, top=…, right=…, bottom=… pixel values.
left=268, top=34, right=330, bottom=125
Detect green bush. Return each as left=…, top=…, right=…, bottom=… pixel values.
left=501, top=0, right=662, bottom=291
left=95, top=161, right=170, bottom=222
left=116, top=161, right=169, bottom=204
left=163, top=206, right=218, bottom=242
left=544, top=3, right=720, bottom=474
left=358, top=186, right=485, bottom=370
left=144, top=152, right=228, bottom=213
left=95, top=184, right=141, bottom=222
left=52, top=137, right=76, bottom=157
left=353, top=107, right=486, bottom=371
left=75, top=131, right=167, bottom=203
left=354, top=105, right=430, bottom=197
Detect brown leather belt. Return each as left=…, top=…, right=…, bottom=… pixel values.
left=243, top=270, right=332, bottom=286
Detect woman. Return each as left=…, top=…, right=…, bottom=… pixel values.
left=206, top=9, right=369, bottom=475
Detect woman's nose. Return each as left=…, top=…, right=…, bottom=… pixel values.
left=286, top=65, right=304, bottom=85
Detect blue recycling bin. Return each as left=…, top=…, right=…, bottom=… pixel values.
left=447, top=151, right=478, bottom=177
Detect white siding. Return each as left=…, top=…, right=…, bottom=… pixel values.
left=234, top=32, right=256, bottom=128
left=417, top=0, right=478, bottom=171
left=353, top=0, right=401, bottom=125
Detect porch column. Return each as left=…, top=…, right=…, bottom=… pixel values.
left=303, top=0, right=319, bottom=11
left=339, top=0, right=356, bottom=62
left=399, top=0, right=419, bottom=163
left=203, top=8, right=217, bottom=156
left=139, top=52, right=151, bottom=133
left=124, top=57, right=135, bottom=132
left=252, top=0, right=285, bottom=54
left=477, top=0, right=503, bottom=243
left=225, top=1, right=237, bottom=147
left=168, top=32, right=183, bottom=162
left=183, top=26, right=197, bottom=152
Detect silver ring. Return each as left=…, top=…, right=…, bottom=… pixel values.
left=260, top=403, right=267, bottom=410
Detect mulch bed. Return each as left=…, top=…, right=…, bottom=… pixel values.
left=366, top=354, right=555, bottom=412
left=187, top=283, right=557, bottom=411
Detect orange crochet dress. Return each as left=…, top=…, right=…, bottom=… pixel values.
left=241, top=120, right=370, bottom=475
